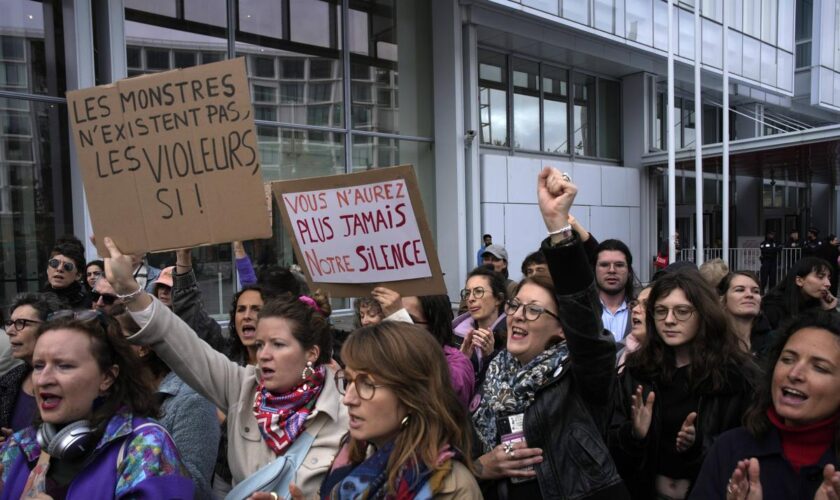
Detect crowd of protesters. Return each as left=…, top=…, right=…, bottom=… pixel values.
left=2, top=167, right=840, bottom=499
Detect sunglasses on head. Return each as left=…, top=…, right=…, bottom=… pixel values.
left=91, top=291, right=119, bottom=305
left=48, top=258, right=76, bottom=273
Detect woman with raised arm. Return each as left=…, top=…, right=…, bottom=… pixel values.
left=470, top=168, right=628, bottom=499
left=691, top=311, right=840, bottom=500
left=100, top=239, right=348, bottom=498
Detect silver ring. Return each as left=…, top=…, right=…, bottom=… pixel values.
left=503, top=441, right=515, bottom=458
left=561, top=172, right=571, bottom=182
left=270, top=493, right=279, bottom=500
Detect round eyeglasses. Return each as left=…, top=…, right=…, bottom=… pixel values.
left=460, top=287, right=486, bottom=301
left=652, top=305, right=695, bottom=322
left=334, top=370, right=386, bottom=401
left=504, top=299, right=560, bottom=322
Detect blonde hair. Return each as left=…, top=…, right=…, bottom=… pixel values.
left=698, top=258, right=729, bottom=289
left=341, top=322, right=472, bottom=492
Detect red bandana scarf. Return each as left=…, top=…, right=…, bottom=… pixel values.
left=253, top=365, right=326, bottom=455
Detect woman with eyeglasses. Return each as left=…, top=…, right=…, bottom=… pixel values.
left=612, top=269, right=757, bottom=500
left=0, top=309, right=194, bottom=498
left=470, top=168, right=629, bottom=499
left=453, top=267, right=508, bottom=384
left=99, top=237, right=348, bottom=498
left=320, top=321, right=480, bottom=498
left=42, top=237, right=91, bottom=310
left=0, top=293, right=63, bottom=435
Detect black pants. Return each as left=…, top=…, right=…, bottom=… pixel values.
left=761, top=262, right=778, bottom=293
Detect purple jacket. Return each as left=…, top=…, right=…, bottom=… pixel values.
left=443, top=345, right=475, bottom=409
left=0, top=407, right=194, bottom=499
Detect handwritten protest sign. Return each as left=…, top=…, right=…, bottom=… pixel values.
left=67, top=58, right=271, bottom=255
left=272, top=165, right=446, bottom=297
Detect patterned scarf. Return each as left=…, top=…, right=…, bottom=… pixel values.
left=253, top=365, right=325, bottom=456
left=472, top=342, right=568, bottom=453
left=321, top=441, right=458, bottom=500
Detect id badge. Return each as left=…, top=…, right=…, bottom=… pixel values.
left=497, top=413, right=535, bottom=483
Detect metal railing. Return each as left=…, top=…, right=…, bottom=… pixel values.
left=676, top=247, right=803, bottom=286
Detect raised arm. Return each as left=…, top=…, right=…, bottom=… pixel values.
left=172, top=248, right=227, bottom=354
left=233, top=241, right=258, bottom=287
left=538, top=168, right=617, bottom=429
left=103, top=237, right=247, bottom=411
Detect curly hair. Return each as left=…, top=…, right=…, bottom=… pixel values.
left=626, top=269, right=754, bottom=392
left=743, top=311, right=840, bottom=442
left=34, top=314, right=159, bottom=428
left=341, top=322, right=472, bottom=493
left=227, top=284, right=268, bottom=365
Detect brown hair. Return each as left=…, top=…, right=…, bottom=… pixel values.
left=341, top=322, right=473, bottom=492
left=34, top=314, right=159, bottom=427
left=258, top=295, right=332, bottom=364
left=627, top=269, right=755, bottom=392
left=511, top=274, right=565, bottom=347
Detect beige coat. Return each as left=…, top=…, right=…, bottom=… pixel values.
left=129, top=299, right=348, bottom=498
left=437, top=461, right=482, bottom=499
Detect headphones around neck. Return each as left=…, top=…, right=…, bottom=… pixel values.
left=36, top=420, right=95, bottom=459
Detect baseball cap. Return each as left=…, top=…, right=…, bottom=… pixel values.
left=481, top=244, right=509, bottom=261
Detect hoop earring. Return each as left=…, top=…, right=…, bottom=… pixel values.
left=301, top=361, right=314, bottom=380
left=400, top=415, right=410, bottom=429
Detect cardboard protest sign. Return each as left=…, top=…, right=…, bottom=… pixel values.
left=67, top=58, right=271, bottom=255
left=272, top=165, right=446, bottom=297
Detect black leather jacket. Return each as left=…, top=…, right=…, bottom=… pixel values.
left=483, top=235, right=628, bottom=499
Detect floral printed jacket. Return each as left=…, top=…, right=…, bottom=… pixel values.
left=0, top=407, right=194, bottom=499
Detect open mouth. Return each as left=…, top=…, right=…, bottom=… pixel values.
left=348, top=414, right=365, bottom=429
left=260, top=367, right=275, bottom=378
left=780, top=387, right=808, bottom=404
left=510, top=327, right=529, bottom=340
left=632, top=317, right=643, bottom=326
left=240, top=325, right=256, bottom=339
left=39, top=392, right=62, bottom=410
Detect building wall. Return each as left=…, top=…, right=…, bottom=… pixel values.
left=479, top=152, right=641, bottom=281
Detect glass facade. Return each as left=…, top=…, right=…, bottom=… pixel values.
left=505, top=0, right=796, bottom=93
left=812, top=0, right=840, bottom=109
left=1, top=0, right=70, bottom=309
left=478, top=50, right=621, bottom=160
left=121, top=0, right=433, bottom=313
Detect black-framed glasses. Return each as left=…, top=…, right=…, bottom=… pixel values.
left=652, top=306, right=695, bottom=322
left=334, top=370, right=386, bottom=401
left=505, top=299, right=560, bottom=322
left=48, top=258, right=76, bottom=273
left=4, top=318, right=42, bottom=331
left=460, top=287, right=486, bottom=300
left=91, top=291, right=119, bottom=305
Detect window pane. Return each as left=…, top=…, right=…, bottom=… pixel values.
left=728, top=30, right=744, bottom=75
left=761, top=0, right=778, bottom=45
left=522, top=0, right=558, bottom=15
left=239, top=0, right=284, bottom=39
left=0, top=100, right=71, bottom=309
left=627, top=0, right=653, bottom=46
left=290, top=0, right=335, bottom=48
left=479, top=50, right=508, bottom=147
left=562, top=0, right=589, bottom=25
left=743, top=0, right=760, bottom=38
left=777, top=50, right=793, bottom=91
left=742, top=35, right=761, bottom=80
left=702, top=18, right=722, bottom=68
left=0, top=0, right=66, bottom=96
left=348, top=1, right=433, bottom=137
left=594, top=0, right=616, bottom=33
left=543, top=65, right=568, bottom=154
left=512, top=58, right=539, bottom=151
left=597, top=79, right=620, bottom=159
left=678, top=8, right=695, bottom=60
left=653, top=0, right=668, bottom=50
left=777, top=0, right=794, bottom=51
left=573, top=73, right=595, bottom=156
left=761, top=42, right=777, bottom=86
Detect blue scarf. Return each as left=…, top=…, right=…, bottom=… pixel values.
left=321, top=441, right=436, bottom=499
